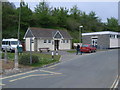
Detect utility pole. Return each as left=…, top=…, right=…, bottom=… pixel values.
left=14, top=47, right=18, bottom=69
left=18, top=0, right=22, bottom=40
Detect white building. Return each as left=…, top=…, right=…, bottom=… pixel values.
left=24, top=27, right=72, bottom=51
left=82, top=31, right=120, bottom=49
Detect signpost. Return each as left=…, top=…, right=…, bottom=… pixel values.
left=30, top=38, right=32, bottom=64
left=4, top=47, right=8, bottom=63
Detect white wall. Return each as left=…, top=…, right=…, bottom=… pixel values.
left=25, top=38, right=34, bottom=51
left=59, top=39, right=71, bottom=50
left=25, top=38, right=30, bottom=51
left=110, top=38, right=120, bottom=48
left=26, top=38, right=72, bottom=51
left=37, top=39, right=54, bottom=51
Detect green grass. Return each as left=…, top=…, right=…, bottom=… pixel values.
left=2, top=52, right=15, bottom=60
left=67, top=50, right=76, bottom=53
left=2, top=52, right=61, bottom=67
left=30, top=52, right=60, bottom=67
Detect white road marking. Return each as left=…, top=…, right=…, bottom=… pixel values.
left=110, top=75, right=119, bottom=90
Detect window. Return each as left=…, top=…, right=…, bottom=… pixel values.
left=44, top=40, right=47, bottom=43
left=110, top=35, right=115, bottom=39
left=82, top=45, right=89, bottom=47
left=11, top=41, right=18, bottom=45
left=117, top=35, right=120, bottom=39
left=48, top=40, right=51, bottom=43
left=66, top=40, right=69, bottom=43
left=63, top=40, right=65, bottom=43
left=2, top=41, right=6, bottom=45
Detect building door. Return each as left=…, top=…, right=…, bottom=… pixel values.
left=54, top=40, right=59, bottom=50
left=92, top=38, right=98, bottom=48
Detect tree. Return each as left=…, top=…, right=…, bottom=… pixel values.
left=34, top=1, right=52, bottom=27
left=17, top=1, right=32, bottom=29
left=2, top=2, right=18, bottom=38
left=70, top=5, right=81, bottom=20
left=105, top=17, right=119, bottom=32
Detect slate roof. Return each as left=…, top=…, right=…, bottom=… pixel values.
left=24, top=27, right=72, bottom=39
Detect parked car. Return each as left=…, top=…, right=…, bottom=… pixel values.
left=80, top=44, right=96, bottom=53
left=2, top=38, right=23, bottom=52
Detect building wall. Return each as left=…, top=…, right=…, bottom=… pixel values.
left=37, top=39, right=54, bottom=51
left=26, top=38, right=72, bottom=51
left=110, top=38, right=119, bottom=48
left=82, top=36, right=91, bottom=44
left=83, top=34, right=110, bottom=49
left=97, top=35, right=110, bottom=49
left=25, top=38, right=30, bottom=51
left=59, top=39, right=71, bottom=50
left=25, top=38, right=35, bottom=51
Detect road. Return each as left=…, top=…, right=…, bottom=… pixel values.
left=1, top=49, right=118, bottom=88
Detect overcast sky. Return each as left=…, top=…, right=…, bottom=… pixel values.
left=8, top=0, right=119, bottom=22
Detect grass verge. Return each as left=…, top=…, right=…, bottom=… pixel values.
left=1, top=52, right=61, bottom=69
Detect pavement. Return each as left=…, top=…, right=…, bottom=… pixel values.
left=1, top=49, right=118, bottom=88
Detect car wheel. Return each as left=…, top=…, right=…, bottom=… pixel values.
left=89, top=50, right=92, bottom=53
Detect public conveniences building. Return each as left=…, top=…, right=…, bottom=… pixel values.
left=82, top=31, right=120, bottom=49
left=24, top=27, right=72, bottom=51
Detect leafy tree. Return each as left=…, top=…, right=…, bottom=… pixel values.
left=34, top=1, right=52, bottom=27
left=2, top=2, right=18, bottom=38
left=70, top=5, right=81, bottom=20
left=105, top=17, right=119, bottom=32
left=17, top=1, right=32, bottom=29
left=51, top=7, right=68, bottom=28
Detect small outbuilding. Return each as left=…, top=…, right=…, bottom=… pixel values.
left=24, top=27, right=72, bottom=51
left=82, top=31, right=120, bottom=49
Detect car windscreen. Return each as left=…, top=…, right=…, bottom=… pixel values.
left=82, top=45, right=89, bottom=47
left=11, top=41, right=18, bottom=45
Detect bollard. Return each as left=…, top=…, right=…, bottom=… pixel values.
left=4, top=47, right=8, bottom=63
left=51, top=51, right=54, bottom=60
left=55, top=49, right=58, bottom=55
left=14, top=47, right=19, bottom=69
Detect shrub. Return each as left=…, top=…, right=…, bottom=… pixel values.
left=19, top=54, right=39, bottom=65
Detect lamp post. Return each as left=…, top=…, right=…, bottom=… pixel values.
left=79, top=26, right=83, bottom=43
left=79, top=26, right=83, bottom=55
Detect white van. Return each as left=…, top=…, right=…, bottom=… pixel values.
left=2, top=38, right=23, bottom=52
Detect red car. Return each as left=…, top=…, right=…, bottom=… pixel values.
left=80, top=44, right=96, bottom=53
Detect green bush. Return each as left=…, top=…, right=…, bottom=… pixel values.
left=19, top=54, right=39, bottom=65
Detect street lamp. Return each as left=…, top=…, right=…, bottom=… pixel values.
left=79, top=26, right=83, bottom=43
left=79, top=26, right=83, bottom=55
